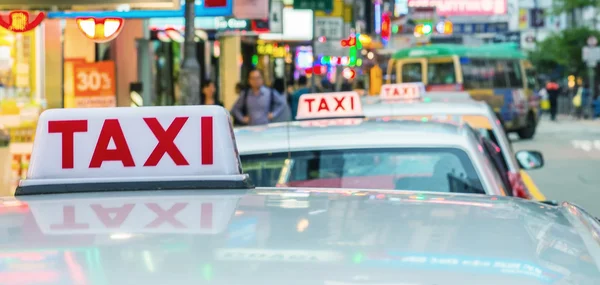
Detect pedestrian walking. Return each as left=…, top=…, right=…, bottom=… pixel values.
left=231, top=69, right=289, bottom=126
left=200, top=79, right=222, bottom=106
left=574, top=82, right=591, bottom=120
left=546, top=80, right=560, bottom=121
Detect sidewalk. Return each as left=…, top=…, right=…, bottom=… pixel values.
left=532, top=115, right=600, bottom=136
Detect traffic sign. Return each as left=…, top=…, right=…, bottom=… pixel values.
left=294, top=0, right=333, bottom=11
left=315, top=17, right=344, bottom=40
left=269, top=0, right=283, bottom=33
left=73, top=61, right=116, bottom=108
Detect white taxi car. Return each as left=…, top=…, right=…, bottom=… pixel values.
left=4, top=106, right=600, bottom=285
left=235, top=92, right=531, bottom=196
left=361, top=83, right=546, bottom=200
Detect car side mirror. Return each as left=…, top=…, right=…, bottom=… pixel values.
left=516, top=150, right=544, bottom=170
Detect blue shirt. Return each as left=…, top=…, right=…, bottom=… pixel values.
left=291, top=87, right=311, bottom=120
left=231, top=86, right=287, bottom=125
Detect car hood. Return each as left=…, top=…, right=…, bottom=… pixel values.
left=1, top=188, right=599, bottom=285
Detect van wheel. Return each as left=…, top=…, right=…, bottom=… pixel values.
left=517, top=112, right=536, bottom=140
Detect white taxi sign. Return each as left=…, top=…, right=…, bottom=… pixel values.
left=380, top=83, right=425, bottom=100
left=19, top=106, right=246, bottom=191
left=27, top=194, right=241, bottom=235
left=296, top=92, right=363, bottom=120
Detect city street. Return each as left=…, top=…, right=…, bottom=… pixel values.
left=512, top=115, right=600, bottom=216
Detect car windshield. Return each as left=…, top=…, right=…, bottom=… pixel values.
left=241, top=148, right=485, bottom=194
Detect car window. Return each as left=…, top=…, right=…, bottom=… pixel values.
left=401, top=62, right=423, bottom=83
left=427, top=61, right=456, bottom=84
left=242, top=148, right=485, bottom=194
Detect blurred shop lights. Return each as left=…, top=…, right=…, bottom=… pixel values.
left=257, top=42, right=290, bottom=58
left=415, top=20, right=453, bottom=37
left=381, top=12, right=391, bottom=41
left=155, top=28, right=209, bottom=43
left=0, top=10, right=45, bottom=33
left=76, top=17, right=124, bottom=43
left=342, top=68, right=356, bottom=79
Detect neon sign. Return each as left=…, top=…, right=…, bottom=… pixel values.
left=0, top=10, right=45, bottom=33
left=76, top=17, right=125, bottom=43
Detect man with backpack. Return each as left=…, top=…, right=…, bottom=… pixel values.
left=231, top=69, right=289, bottom=126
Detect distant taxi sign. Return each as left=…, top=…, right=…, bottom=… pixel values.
left=296, top=92, right=363, bottom=120
left=380, top=83, right=425, bottom=100
left=17, top=106, right=250, bottom=195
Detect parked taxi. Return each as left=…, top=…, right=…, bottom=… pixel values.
left=361, top=83, right=546, bottom=200
left=3, top=105, right=600, bottom=285
left=235, top=92, right=542, bottom=197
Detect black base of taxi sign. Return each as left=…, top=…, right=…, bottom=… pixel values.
left=15, top=178, right=254, bottom=196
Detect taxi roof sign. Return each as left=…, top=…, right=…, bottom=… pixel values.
left=295, top=92, right=364, bottom=120
left=380, top=83, right=425, bottom=100
left=17, top=106, right=251, bottom=195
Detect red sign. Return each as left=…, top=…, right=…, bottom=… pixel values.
left=48, top=116, right=214, bottom=169
left=73, top=61, right=116, bottom=108
left=204, top=0, right=228, bottom=7
left=381, top=13, right=391, bottom=40
left=407, top=0, right=507, bottom=16
left=0, top=11, right=45, bottom=33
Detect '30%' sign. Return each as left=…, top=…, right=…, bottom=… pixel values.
left=73, top=61, right=116, bottom=108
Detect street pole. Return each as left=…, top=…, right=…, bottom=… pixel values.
left=589, top=66, right=595, bottom=117
left=311, top=9, right=317, bottom=93
left=178, top=0, right=201, bottom=105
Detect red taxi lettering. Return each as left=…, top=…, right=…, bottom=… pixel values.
left=144, top=117, right=189, bottom=166
left=89, top=119, right=135, bottom=168
left=48, top=120, right=88, bottom=169
left=50, top=206, right=89, bottom=230
left=91, top=204, right=135, bottom=228
left=48, top=116, right=215, bottom=168
left=333, top=96, right=355, bottom=111
left=303, top=98, right=316, bottom=112
left=145, top=203, right=187, bottom=228
left=201, top=116, right=214, bottom=165
left=305, top=96, right=356, bottom=113
left=317, top=98, right=329, bottom=111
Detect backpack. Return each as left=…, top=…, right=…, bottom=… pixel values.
left=232, top=88, right=276, bottom=126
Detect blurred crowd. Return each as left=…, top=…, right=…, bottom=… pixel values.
left=201, top=68, right=366, bottom=126
left=539, top=78, right=600, bottom=121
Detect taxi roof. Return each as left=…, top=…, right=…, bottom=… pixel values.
left=2, top=188, right=599, bottom=284
left=235, top=119, right=476, bottom=155
left=363, top=99, right=494, bottom=119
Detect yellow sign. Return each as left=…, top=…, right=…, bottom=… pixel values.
left=369, top=65, right=382, bottom=96
left=518, top=9, right=528, bottom=30
left=315, top=0, right=343, bottom=17
left=257, top=43, right=287, bottom=58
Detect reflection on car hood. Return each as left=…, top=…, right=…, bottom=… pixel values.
left=1, top=188, right=600, bottom=285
